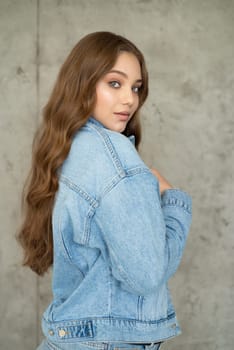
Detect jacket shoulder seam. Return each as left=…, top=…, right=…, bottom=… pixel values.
left=60, top=175, right=98, bottom=209
left=99, top=166, right=150, bottom=199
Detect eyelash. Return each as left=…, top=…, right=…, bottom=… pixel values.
left=108, top=81, right=141, bottom=93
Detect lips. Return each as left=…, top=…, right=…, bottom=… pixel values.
left=114, top=112, right=130, bottom=121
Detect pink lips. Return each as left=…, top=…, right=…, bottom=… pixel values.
left=114, top=112, right=130, bottom=121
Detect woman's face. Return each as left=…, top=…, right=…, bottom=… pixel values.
left=92, top=52, right=142, bottom=132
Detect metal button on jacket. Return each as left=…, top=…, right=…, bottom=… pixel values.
left=59, top=329, right=67, bottom=337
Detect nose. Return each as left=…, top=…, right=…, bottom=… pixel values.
left=121, top=87, right=135, bottom=106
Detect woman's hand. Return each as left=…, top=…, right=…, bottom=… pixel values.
left=150, top=167, right=173, bottom=194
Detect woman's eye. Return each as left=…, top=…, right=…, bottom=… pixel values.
left=132, top=86, right=141, bottom=93
left=109, top=81, right=121, bottom=88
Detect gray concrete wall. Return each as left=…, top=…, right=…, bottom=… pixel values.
left=0, top=0, right=233, bottom=349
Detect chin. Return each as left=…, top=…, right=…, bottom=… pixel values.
left=113, top=122, right=127, bottom=133
left=114, top=126, right=126, bottom=133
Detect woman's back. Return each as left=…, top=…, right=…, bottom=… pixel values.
left=41, top=117, right=192, bottom=344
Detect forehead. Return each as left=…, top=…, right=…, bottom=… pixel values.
left=110, top=52, right=142, bottom=78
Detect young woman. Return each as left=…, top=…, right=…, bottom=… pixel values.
left=18, top=32, right=192, bottom=350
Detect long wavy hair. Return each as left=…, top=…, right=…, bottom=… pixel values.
left=17, top=31, right=148, bottom=275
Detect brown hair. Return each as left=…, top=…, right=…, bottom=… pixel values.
left=17, top=31, right=148, bottom=275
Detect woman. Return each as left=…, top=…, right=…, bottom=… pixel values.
left=18, top=32, right=192, bottom=350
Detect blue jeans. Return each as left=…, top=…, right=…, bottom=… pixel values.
left=36, top=340, right=163, bottom=350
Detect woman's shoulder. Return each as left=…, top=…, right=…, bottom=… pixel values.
left=71, top=121, right=139, bottom=163
left=59, top=120, right=147, bottom=195
left=85, top=120, right=139, bottom=157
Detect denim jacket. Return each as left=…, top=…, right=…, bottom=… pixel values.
left=41, top=117, right=192, bottom=344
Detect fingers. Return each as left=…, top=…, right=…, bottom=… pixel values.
left=150, top=167, right=173, bottom=194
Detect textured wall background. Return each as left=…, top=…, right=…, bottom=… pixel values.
left=0, top=0, right=233, bottom=349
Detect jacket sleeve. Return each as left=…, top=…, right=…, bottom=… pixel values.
left=94, top=170, right=192, bottom=296
left=161, top=189, right=192, bottom=281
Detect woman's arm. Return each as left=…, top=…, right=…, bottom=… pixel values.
left=94, top=169, right=192, bottom=296
left=150, top=167, right=192, bottom=279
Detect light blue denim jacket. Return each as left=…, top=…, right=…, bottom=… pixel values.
left=41, top=117, right=192, bottom=344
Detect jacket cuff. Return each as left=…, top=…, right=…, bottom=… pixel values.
left=161, top=189, right=192, bottom=214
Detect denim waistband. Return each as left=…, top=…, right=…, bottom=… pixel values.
left=44, top=340, right=163, bottom=350
left=91, top=342, right=163, bottom=350
left=108, top=342, right=163, bottom=350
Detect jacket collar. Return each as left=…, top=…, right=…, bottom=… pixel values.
left=88, top=117, right=135, bottom=146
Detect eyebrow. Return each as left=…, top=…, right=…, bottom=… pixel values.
left=108, top=69, right=142, bottom=83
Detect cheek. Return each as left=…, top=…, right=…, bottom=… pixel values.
left=96, top=85, right=115, bottom=107
left=134, top=96, right=140, bottom=110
